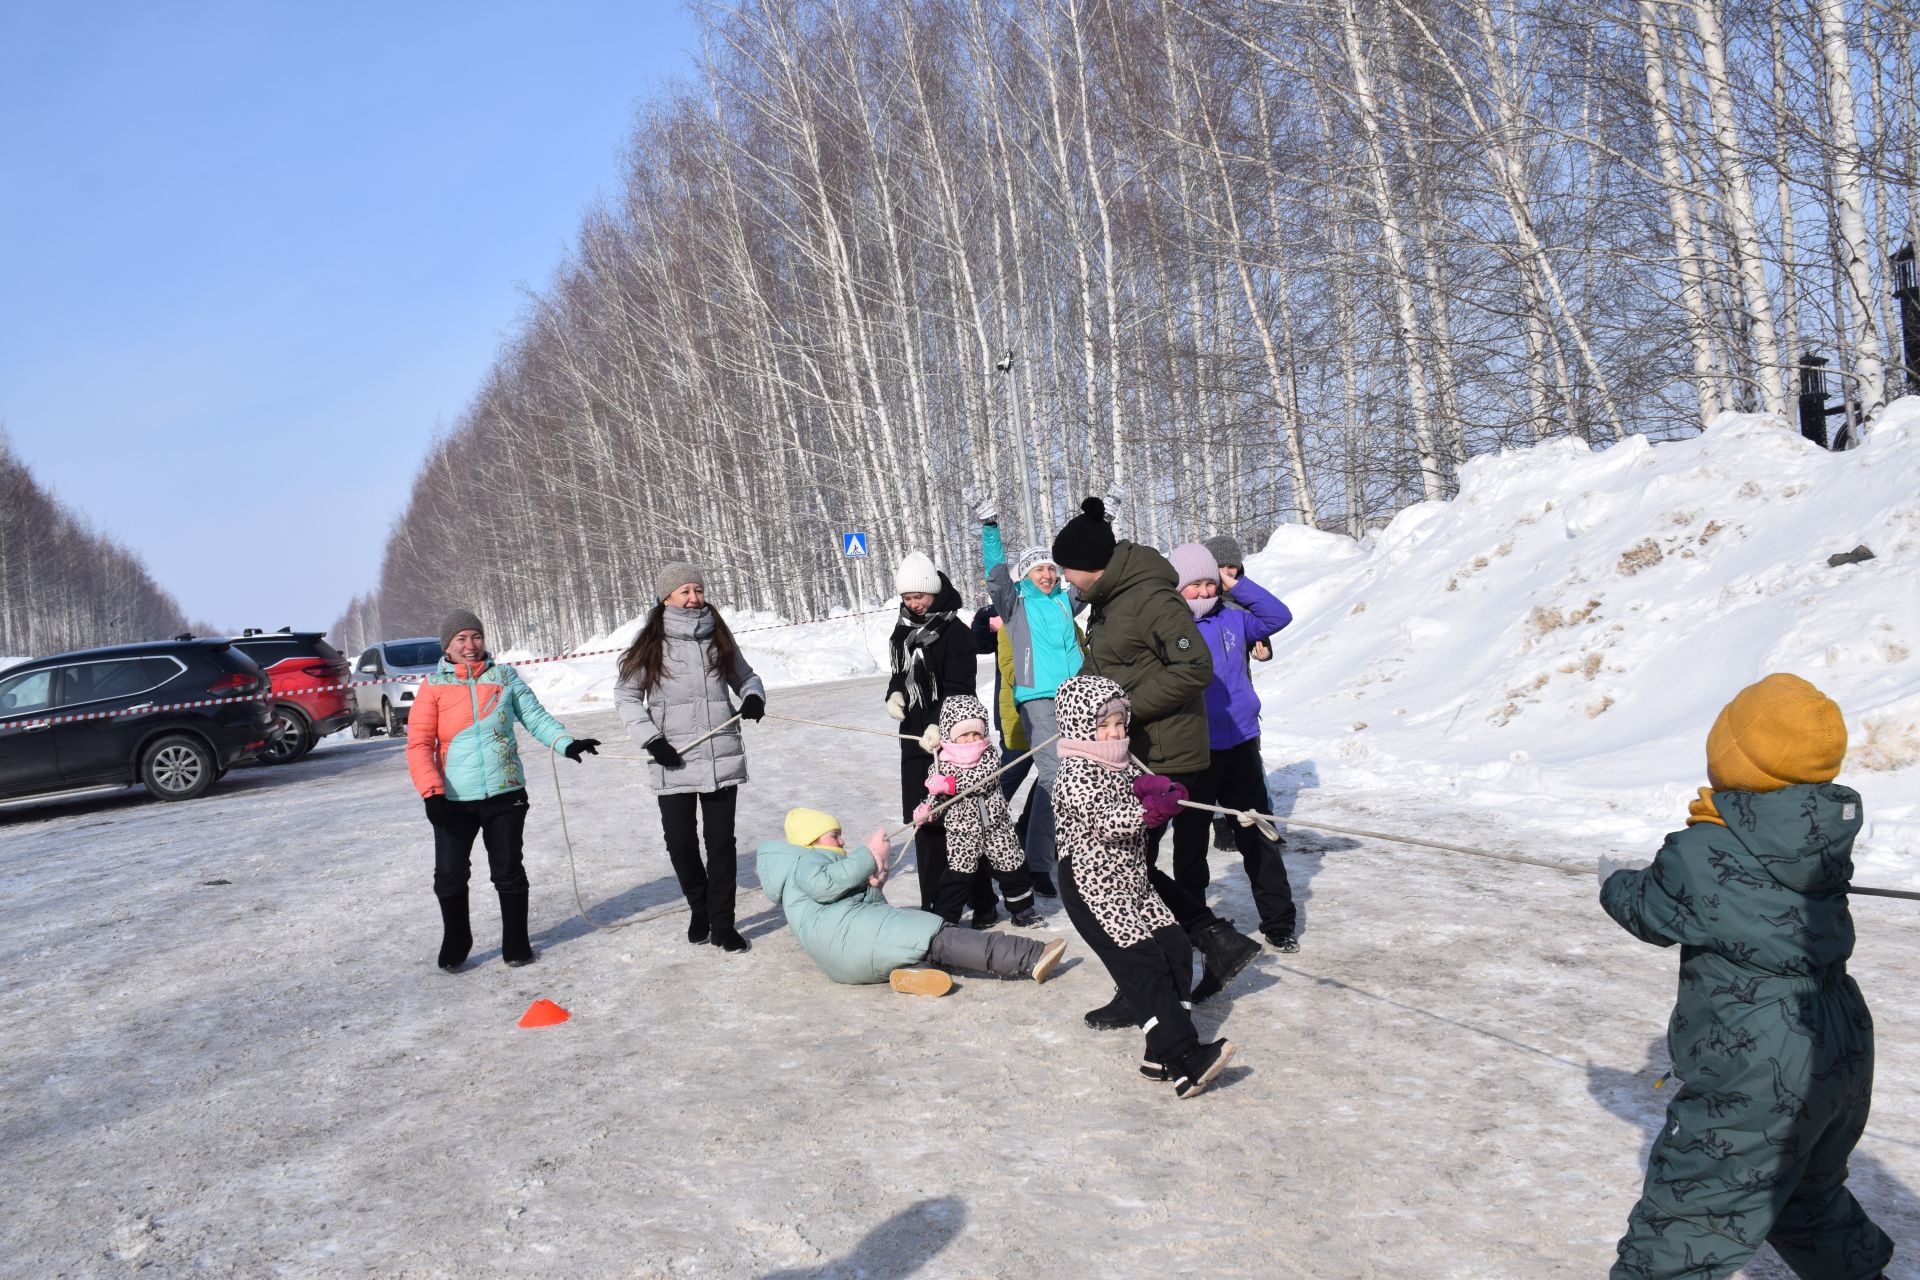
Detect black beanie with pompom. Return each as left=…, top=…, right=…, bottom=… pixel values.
left=1051, top=496, right=1117, bottom=571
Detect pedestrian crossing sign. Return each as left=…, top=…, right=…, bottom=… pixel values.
left=843, top=532, right=868, bottom=558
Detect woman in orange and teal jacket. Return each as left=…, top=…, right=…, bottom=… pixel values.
left=407, top=608, right=599, bottom=973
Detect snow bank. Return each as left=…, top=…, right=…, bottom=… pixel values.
left=1247, top=398, right=1920, bottom=889
left=502, top=606, right=894, bottom=714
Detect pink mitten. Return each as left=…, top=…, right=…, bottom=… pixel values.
left=924, top=774, right=957, bottom=796
left=911, top=802, right=934, bottom=827
left=1132, top=774, right=1189, bottom=828
left=988, top=615, right=1004, bottom=632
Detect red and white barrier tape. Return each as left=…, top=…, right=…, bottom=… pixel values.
left=10, top=606, right=899, bottom=730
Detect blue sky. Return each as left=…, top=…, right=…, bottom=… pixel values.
left=0, top=2, right=700, bottom=633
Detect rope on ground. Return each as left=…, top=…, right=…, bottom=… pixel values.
left=1280, top=814, right=1920, bottom=903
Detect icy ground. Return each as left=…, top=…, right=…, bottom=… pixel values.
left=3, top=673, right=1915, bottom=1278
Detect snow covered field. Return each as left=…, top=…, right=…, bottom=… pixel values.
left=2, top=674, right=1916, bottom=1278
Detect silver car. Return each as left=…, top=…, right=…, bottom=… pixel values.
left=349, top=638, right=441, bottom=738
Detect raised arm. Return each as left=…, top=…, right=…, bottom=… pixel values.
left=1227, top=576, right=1294, bottom=643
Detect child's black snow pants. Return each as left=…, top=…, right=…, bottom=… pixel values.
left=1060, top=856, right=1199, bottom=1067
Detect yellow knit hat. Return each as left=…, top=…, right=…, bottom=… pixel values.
left=1705, top=673, right=1847, bottom=793
left=784, top=807, right=842, bottom=849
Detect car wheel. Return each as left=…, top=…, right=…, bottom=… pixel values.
left=351, top=718, right=373, bottom=740
left=142, top=734, right=217, bottom=801
left=261, top=706, right=311, bottom=764
left=383, top=700, right=403, bottom=737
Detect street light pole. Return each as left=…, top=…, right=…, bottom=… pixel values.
left=999, top=346, right=1038, bottom=544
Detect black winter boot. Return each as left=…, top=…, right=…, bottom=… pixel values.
left=687, top=915, right=710, bottom=946
left=710, top=925, right=751, bottom=953
left=1172, top=1039, right=1235, bottom=1099
left=1083, top=988, right=1136, bottom=1030
left=437, top=894, right=472, bottom=972
left=1190, top=968, right=1224, bottom=1003
left=499, top=890, right=536, bottom=967
left=1031, top=871, right=1058, bottom=898
left=1193, top=919, right=1259, bottom=989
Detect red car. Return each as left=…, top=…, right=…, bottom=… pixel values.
left=230, top=629, right=354, bottom=764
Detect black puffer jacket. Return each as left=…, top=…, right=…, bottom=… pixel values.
left=886, top=572, right=978, bottom=745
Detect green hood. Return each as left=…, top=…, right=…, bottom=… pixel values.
left=1713, top=783, right=1862, bottom=896
left=1081, top=540, right=1177, bottom=607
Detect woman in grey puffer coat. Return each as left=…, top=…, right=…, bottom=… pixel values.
left=614, top=562, right=766, bottom=953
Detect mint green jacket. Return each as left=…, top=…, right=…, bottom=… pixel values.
left=756, top=840, right=943, bottom=984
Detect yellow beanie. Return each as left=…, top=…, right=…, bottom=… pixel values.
left=1705, top=673, right=1847, bottom=793
left=784, top=807, right=841, bottom=849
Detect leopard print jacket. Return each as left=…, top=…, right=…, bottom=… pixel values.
left=929, top=694, right=1025, bottom=875
left=1050, top=674, right=1175, bottom=948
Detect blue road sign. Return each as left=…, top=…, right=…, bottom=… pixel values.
left=843, top=532, right=868, bottom=558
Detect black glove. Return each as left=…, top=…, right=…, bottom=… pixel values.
left=563, top=737, right=600, bottom=762
left=738, top=694, right=765, bottom=722
left=645, top=737, right=684, bottom=769
left=424, top=795, right=451, bottom=827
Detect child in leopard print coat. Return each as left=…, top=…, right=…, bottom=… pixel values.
left=916, top=695, right=1043, bottom=927
left=1051, top=674, right=1237, bottom=1099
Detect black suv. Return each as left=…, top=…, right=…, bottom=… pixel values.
left=0, top=640, right=272, bottom=804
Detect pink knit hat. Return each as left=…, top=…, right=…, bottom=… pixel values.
left=1168, top=543, right=1220, bottom=592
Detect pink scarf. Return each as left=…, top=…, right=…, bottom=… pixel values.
left=1059, top=737, right=1131, bottom=771
left=938, top=738, right=992, bottom=768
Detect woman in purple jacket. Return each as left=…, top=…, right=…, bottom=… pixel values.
left=1168, top=542, right=1299, bottom=951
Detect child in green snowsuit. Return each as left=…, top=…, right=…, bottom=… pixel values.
left=1599, top=673, right=1893, bottom=1280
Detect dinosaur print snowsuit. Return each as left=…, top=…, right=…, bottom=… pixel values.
left=1600, top=783, right=1892, bottom=1280
left=925, top=695, right=1036, bottom=922
left=1051, top=674, right=1199, bottom=1069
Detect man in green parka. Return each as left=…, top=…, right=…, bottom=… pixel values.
left=757, top=808, right=1065, bottom=996
left=1049, top=495, right=1264, bottom=1024
left=1599, top=673, right=1893, bottom=1280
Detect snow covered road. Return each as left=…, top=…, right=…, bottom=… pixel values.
left=3, top=674, right=1915, bottom=1278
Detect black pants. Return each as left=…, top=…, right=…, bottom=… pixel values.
left=658, top=786, right=739, bottom=931
left=931, top=859, right=1035, bottom=924
left=432, top=789, right=530, bottom=898
left=1060, top=858, right=1198, bottom=1066
left=901, top=747, right=993, bottom=914
left=1170, top=739, right=1296, bottom=936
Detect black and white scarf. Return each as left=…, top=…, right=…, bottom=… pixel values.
left=891, top=606, right=957, bottom=712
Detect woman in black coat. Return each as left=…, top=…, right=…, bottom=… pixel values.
left=886, top=551, right=994, bottom=919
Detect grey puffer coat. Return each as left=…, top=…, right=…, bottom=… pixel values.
left=613, top=606, right=765, bottom=795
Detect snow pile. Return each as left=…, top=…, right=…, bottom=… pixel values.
left=1246, top=398, right=1920, bottom=889
left=502, top=606, right=895, bottom=713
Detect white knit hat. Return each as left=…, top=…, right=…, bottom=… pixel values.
left=895, top=551, right=941, bottom=596
left=1012, top=546, right=1057, bottom=581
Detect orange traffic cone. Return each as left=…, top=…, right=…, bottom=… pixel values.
left=518, top=998, right=570, bottom=1028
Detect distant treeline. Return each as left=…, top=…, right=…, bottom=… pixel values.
left=0, top=432, right=198, bottom=659
left=336, top=0, right=1920, bottom=656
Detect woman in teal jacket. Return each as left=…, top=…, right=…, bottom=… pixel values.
left=756, top=809, right=1065, bottom=995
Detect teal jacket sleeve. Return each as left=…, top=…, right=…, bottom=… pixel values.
left=1600, top=831, right=1711, bottom=948
left=505, top=669, right=574, bottom=754
left=793, top=848, right=879, bottom=904
left=983, top=522, right=1019, bottom=618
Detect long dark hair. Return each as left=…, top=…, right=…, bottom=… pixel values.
left=617, top=602, right=743, bottom=693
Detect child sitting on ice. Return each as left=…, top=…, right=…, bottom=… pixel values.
left=757, top=808, right=1066, bottom=996
left=1051, top=674, right=1236, bottom=1099
left=1599, top=673, right=1891, bottom=1280
left=914, top=695, right=1044, bottom=928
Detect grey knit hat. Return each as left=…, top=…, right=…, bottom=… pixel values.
left=654, top=561, right=704, bottom=603
left=1203, top=534, right=1244, bottom=569
left=439, top=608, right=484, bottom=653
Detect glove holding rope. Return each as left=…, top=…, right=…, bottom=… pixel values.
left=645, top=738, right=684, bottom=769
left=563, top=738, right=600, bottom=762
left=1132, top=774, right=1188, bottom=828
left=738, top=693, right=765, bottom=722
